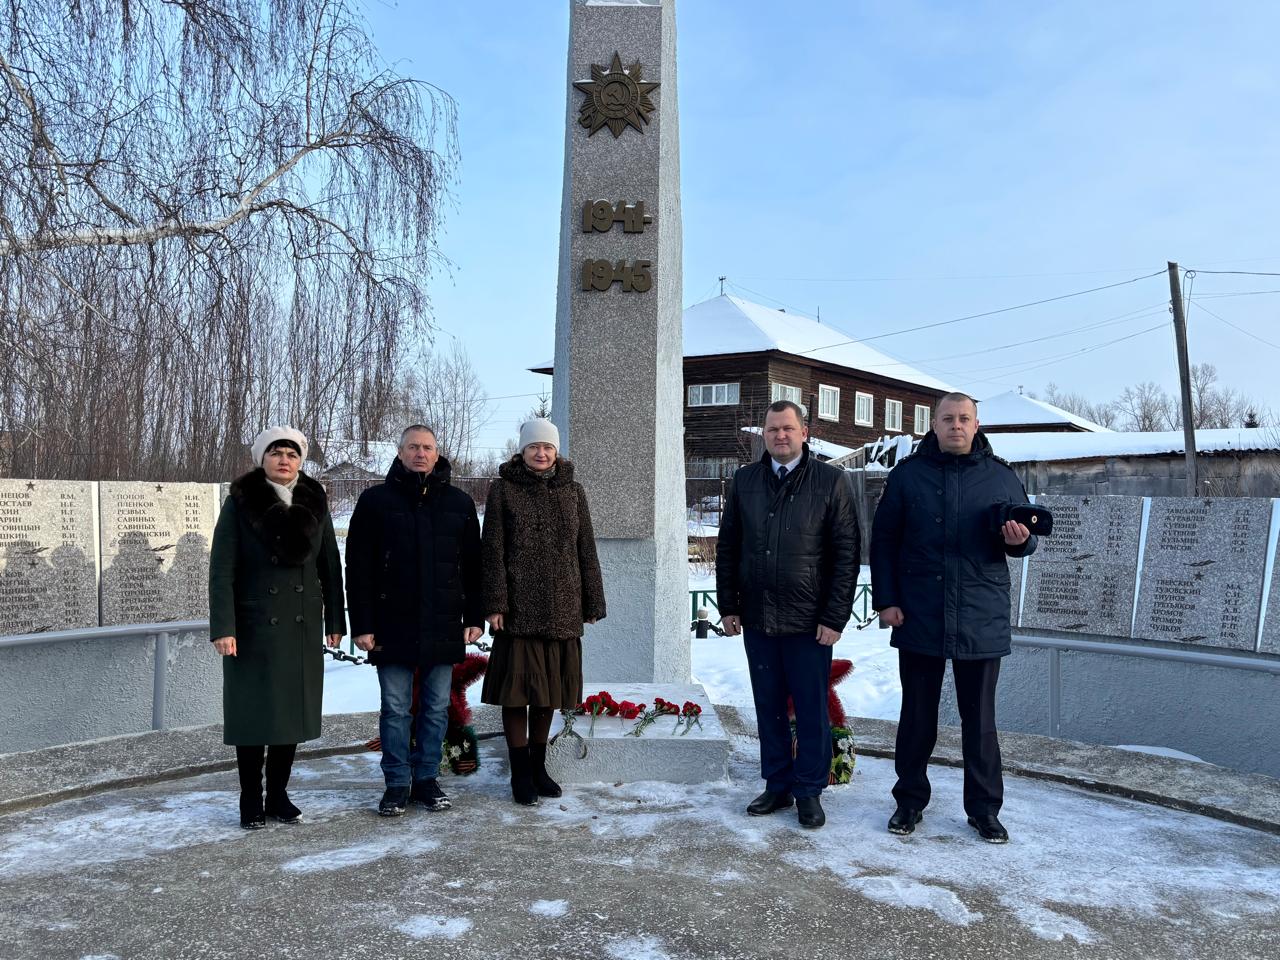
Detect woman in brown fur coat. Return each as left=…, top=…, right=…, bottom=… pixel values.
left=481, top=418, right=606, bottom=804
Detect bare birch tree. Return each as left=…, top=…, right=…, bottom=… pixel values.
left=0, top=0, right=458, bottom=479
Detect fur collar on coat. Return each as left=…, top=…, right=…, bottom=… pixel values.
left=498, top=455, right=574, bottom=487
left=229, top=467, right=329, bottom=565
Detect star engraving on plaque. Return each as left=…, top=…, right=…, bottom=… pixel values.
left=155, top=484, right=164, bottom=493
left=573, top=52, right=659, bottom=138
left=25, top=481, right=35, bottom=491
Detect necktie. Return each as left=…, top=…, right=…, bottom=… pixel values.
left=778, top=465, right=788, bottom=481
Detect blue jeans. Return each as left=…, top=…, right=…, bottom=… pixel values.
left=377, top=663, right=452, bottom=787
left=744, top=628, right=833, bottom=799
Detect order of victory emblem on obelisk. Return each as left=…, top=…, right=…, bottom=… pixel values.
left=573, top=52, right=659, bottom=138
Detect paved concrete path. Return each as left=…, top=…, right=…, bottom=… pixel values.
left=2, top=735, right=1278, bottom=960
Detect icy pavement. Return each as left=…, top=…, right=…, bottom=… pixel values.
left=1, top=741, right=1278, bottom=959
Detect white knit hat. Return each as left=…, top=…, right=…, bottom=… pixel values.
left=518, top=418, right=560, bottom=452
left=251, top=426, right=309, bottom=466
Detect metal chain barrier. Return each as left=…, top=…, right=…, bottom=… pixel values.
left=321, top=637, right=492, bottom=666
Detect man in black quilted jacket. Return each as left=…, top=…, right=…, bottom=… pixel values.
left=871, top=392, right=1036, bottom=844
left=346, top=425, right=485, bottom=818
left=716, top=400, right=861, bottom=830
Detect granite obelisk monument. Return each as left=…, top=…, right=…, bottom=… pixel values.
left=552, top=0, right=688, bottom=685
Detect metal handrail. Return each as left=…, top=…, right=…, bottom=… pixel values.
left=1012, top=631, right=1280, bottom=674
left=0, top=620, right=207, bottom=649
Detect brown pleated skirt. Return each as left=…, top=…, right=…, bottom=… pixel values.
left=480, top=633, right=583, bottom=709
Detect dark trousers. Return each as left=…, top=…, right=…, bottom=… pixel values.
left=744, top=628, right=833, bottom=799
left=893, top=650, right=1003, bottom=817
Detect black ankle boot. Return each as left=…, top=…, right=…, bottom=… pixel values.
left=236, top=746, right=266, bottom=830
left=508, top=745, right=539, bottom=806
left=528, top=743, right=562, bottom=798
left=264, top=744, right=300, bottom=823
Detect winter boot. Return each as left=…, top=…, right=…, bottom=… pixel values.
left=508, top=745, right=539, bottom=806
left=264, top=744, right=301, bottom=823
left=411, top=778, right=453, bottom=811
left=379, top=786, right=410, bottom=817
left=236, top=745, right=266, bottom=830
left=528, top=743, right=562, bottom=798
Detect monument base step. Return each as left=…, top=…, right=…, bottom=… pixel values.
left=473, top=683, right=730, bottom=785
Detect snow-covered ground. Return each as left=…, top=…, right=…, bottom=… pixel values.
left=2, top=749, right=1278, bottom=954
left=322, top=566, right=902, bottom=723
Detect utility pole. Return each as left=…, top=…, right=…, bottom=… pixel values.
left=1168, top=261, right=1198, bottom=496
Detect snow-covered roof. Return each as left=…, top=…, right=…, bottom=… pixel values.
left=987, top=428, right=1279, bottom=464
left=979, top=391, right=1111, bottom=432
left=315, top=438, right=398, bottom=476
left=533, top=295, right=957, bottom=393
left=739, top=427, right=856, bottom=461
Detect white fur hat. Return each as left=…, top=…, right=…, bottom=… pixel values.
left=251, top=426, right=309, bottom=466
left=518, top=418, right=560, bottom=452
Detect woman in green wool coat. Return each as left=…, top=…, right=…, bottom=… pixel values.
left=209, top=426, right=346, bottom=829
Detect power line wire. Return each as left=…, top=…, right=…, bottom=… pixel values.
left=1195, top=289, right=1280, bottom=299
left=851, top=303, right=1169, bottom=370
left=1186, top=269, right=1280, bottom=277
left=1188, top=299, right=1280, bottom=351
left=737, top=266, right=1159, bottom=283
left=932, top=322, right=1169, bottom=380
left=737, top=257, right=1280, bottom=285
left=796, top=270, right=1166, bottom=354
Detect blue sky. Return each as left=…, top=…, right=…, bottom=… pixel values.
left=363, top=1, right=1280, bottom=455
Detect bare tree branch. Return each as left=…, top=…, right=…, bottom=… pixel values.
left=0, top=0, right=459, bottom=481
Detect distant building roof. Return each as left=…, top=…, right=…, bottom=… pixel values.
left=979, top=391, right=1112, bottom=432
left=533, top=294, right=957, bottom=393
left=314, top=438, right=398, bottom=477
left=987, top=428, right=1278, bottom=464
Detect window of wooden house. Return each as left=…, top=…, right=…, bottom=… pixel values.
left=854, top=391, right=874, bottom=426
left=914, top=404, right=930, bottom=435
left=818, top=384, right=840, bottom=421
left=885, top=398, right=903, bottom=432
left=687, top=382, right=741, bottom=407
left=770, top=383, right=803, bottom=406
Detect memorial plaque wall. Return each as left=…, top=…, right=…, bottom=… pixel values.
left=1022, top=496, right=1143, bottom=637
left=1009, top=555, right=1024, bottom=628
left=0, top=480, right=98, bottom=633
left=99, top=482, right=219, bottom=626
left=1132, top=497, right=1271, bottom=651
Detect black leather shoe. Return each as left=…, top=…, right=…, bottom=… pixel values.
left=796, top=796, right=825, bottom=829
left=967, top=814, right=1009, bottom=844
left=746, top=789, right=794, bottom=816
left=888, top=807, right=923, bottom=835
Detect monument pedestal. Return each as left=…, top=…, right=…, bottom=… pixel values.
left=544, top=683, right=729, bottom=785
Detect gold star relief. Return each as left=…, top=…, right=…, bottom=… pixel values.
left=574, top=52, right=659, bottom=138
